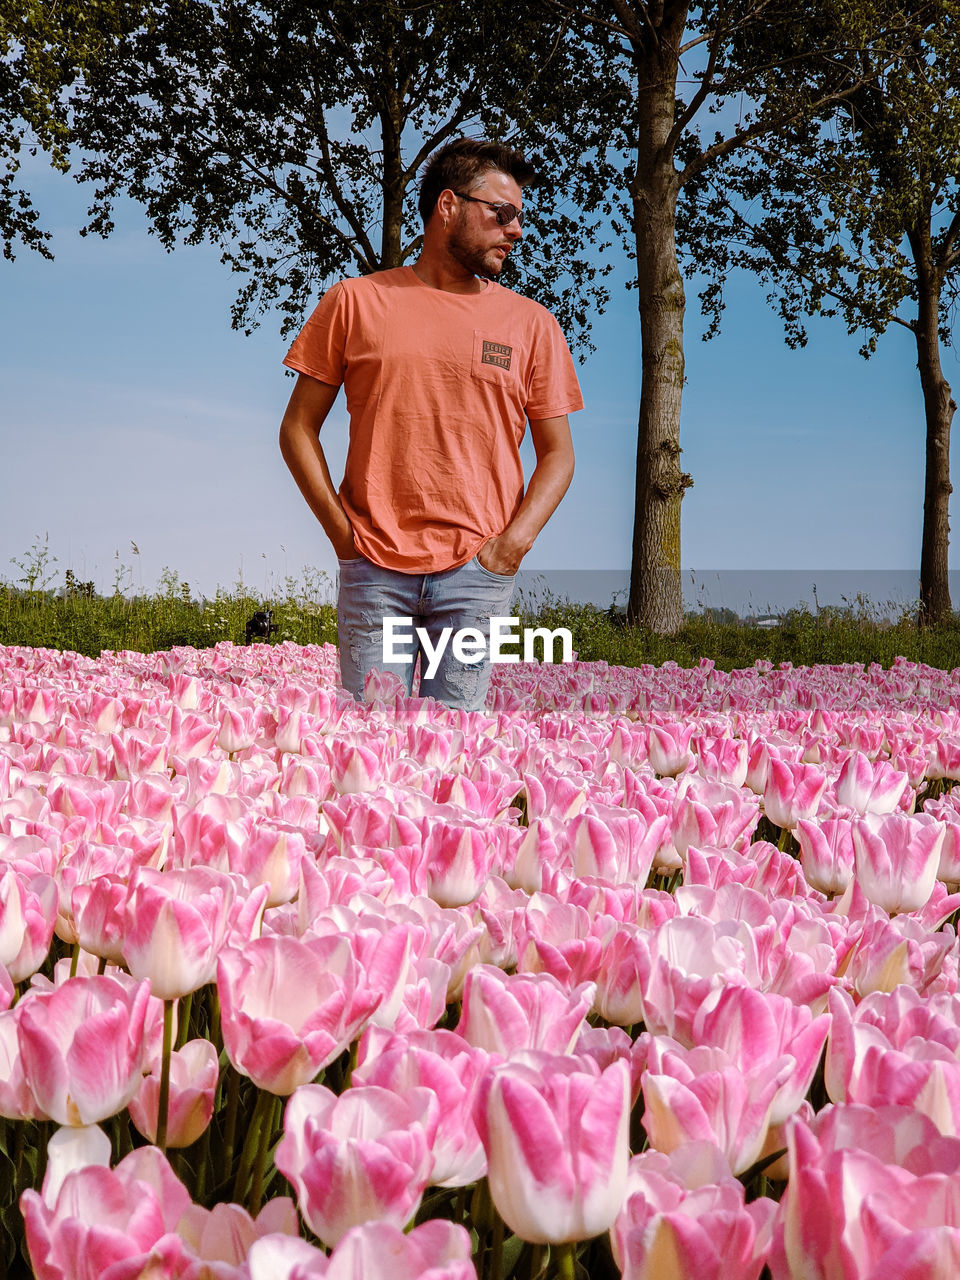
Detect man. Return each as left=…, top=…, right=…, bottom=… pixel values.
left=278, top=138, right=582, bottom=711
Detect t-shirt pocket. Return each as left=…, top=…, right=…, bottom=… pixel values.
left=472, top=330, right=520, bottom=388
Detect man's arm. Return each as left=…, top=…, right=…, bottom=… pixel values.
left=278, top=373, right=358, bottom=560
left=478, top=415, right=575, bottom=576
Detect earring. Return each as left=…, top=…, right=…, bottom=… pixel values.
left=443, top=218, right=448, bottom=230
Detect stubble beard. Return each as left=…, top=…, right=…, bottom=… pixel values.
left=446, top=214, right=503, bottom=280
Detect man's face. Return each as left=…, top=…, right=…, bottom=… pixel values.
left=446, top=169, right=523, bottom=279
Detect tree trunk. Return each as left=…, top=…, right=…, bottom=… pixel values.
left=910, top=223, right=954, bottom=625
left=627, top=21, right=692, bottom=634
left=379, top=41, right=406, bottom=270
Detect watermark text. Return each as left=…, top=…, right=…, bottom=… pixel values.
left=383, top=616, right=573, bottom=679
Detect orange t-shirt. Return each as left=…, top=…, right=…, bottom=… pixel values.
left=283, top=266, right=584, bottom=573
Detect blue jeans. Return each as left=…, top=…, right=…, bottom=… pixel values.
left=336, top=554, right=517, bottom=712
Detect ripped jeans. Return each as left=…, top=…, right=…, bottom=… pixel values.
left=336, top=553, right=517, bottom=712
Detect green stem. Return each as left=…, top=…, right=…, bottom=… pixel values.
left=208, top=988, right=222, bottom=1054
left=555, top=1243, right=575, bottom=1280
left=177, top=991, right=194, bottom=1050
left=454, top=1185, right=468, bottom=1226
left=345, top=1036, right=359, bottom=1088
left=221, top=1065, right=240, bottom=1184
left=777, top=824, right=793, bottom=852
left=248, top=1093, right=280, bottom=1216
left=194, top=1116, right=212, bottom=1204
left=117, top=1109, right=133, bottom=1161
left=155, top=998, right=176, bottom=1152
left=233, top=1088, right=273, bottom=1203
left=528, top=1244, right=544, bottom=1280
left=96, top=955, right=107, bottom=975
left=69, top=943, right=80, bottom=978
left=488, top=1212, right=504, bottom=1280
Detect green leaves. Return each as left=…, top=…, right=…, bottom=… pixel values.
left=0, top=0, right=142, bottom=258
left=57, top=0, right=618, bottom=351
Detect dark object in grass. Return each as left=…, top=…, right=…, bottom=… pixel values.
left=244, top=610, right=278, bottom=645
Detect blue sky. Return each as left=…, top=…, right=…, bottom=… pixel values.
left=1, top=155, right=949, bottom=613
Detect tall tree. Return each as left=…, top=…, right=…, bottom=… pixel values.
left=0, top=0, right=140, bottom=258
left=681, top=0, right=960, bottom=623
left=66, top=0, right=619, bottom=345
left=561, top=0, right=919, bottom=630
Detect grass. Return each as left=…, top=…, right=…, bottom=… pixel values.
left=0, top=582, right=338, bottom=656
left=2, top=572, right=960, bottom=672
left=512, top=590, right=960, bottom=673
left=2, top=530, right=958, bottom=670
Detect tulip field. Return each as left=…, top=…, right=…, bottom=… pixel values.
left=5, top=640, right=960, bottom=1278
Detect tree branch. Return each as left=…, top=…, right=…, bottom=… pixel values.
left=708, top=186, right=917, bottom=334
left=679, top=57, right=902, bottom=187
left=938, top=207, right=960, bottom=274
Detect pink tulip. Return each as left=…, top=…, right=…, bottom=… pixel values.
left=852, top=813, right=945, bottom=913
left=353, top=1026, right=490, bottom=1186
left=744, top=737, right=775, bottom=795
left=522, top=768, right=589, bottom=824
left=762, top=758, right=827, bottom=829
left=128, top=1037, right=219, bottom=1147
left=928, top=733, right=960, bottom=782
left=456, top=964, right=595, bottom=1055
left=692, top=733, right=749, bottom=788
left=21, top=1145, right=192, bottom=1280
left=235, top=821, right=307, bottom=908
left=40, top=1123, right=112, bottom=1206
left=0, top=867, right=57, bottom=981
left=328, top=740, right=383, bottom=794
left=641, top=1039, right=793, bottom=1175
left=475, top=1055, right=631, bottom=1243
left=274, top=1082, right=438, bottom=1246
left=692, top=985, right=830, bottom=1125
left=17, top=974, right=151, bottom=1126
left=46, top=775, right=126, bottom=840
left=247, top=1220, right=477, bottom=1280
left=275, top=704, right=313, bottom=754
left=395, top=953, right=451, bottom=1032
left=515, top=895, right=605, bottom=990
left=217, top=934, right=380, bottom=1094
left=167, top=707, right=219, bottom=762
left=769, top=1106, right=960, bottom=1280
left=216, top=699, right=260, bottom=754
left=123, top=866, right=267, bottom=999
left=570, top=806, right=667, bottom=884
left=672, top=776, right=759, bottom=856
left=71, top=873, right=128, bottom=965
left=648, top=723, right=695, bottom=777
left=927, top=810, right=960, bottom=887
left=834, top=751, right=910, bottom=816
left=825, top=987, right=960, bottom=1134
left=175, top=1197, right=300, bottom=1271
left=344, top=917, right=425, bottom=1030
left=628, top=915, right=754, bottom=1045
left=594, top=925, right=648, bottom=1027
left=110, top=727, right=169, bottom=779
left=842, top=909, right=955, bottom=997
left=795, top=817, right=856, bottom=895
left=0, top=1006, right=45, bottom=1118
left=420, top=817, right=497, bottom=908
left=612, top=1149, right=776, bottom=1280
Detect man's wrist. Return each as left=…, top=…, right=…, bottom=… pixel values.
left=480, top=530, right=529, bottom=575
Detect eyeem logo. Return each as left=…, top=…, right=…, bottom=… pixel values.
left=383, top=616, right=573, bottom=680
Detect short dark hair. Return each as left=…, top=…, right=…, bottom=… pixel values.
left=417, top=139, right=536, bottom=226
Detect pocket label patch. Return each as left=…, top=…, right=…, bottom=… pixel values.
left=481, top=340, right=513, bottom=370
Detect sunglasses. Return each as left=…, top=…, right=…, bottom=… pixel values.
left=453, top=191, right=524, bottom=227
